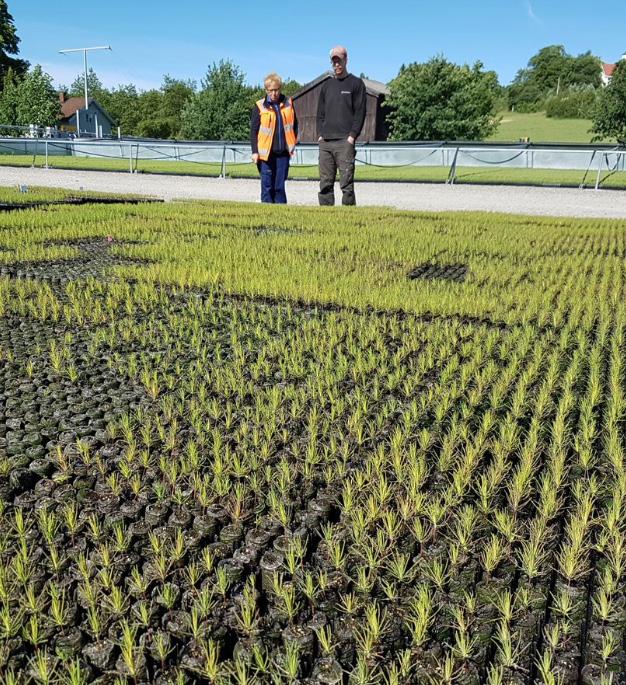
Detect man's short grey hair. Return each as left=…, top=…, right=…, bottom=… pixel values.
left=329, top=45, right=348, bottom=59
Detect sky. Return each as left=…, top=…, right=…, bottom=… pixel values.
left=12, top=0, right=626, bottom=92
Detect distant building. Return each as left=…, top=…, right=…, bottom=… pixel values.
left=601, top=52, right=626, bottom=86
left=58, top=93, right=116, bottom=137
left=292, top=73, right=390, bottom=143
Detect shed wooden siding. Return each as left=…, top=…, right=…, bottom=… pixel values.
left=293, top=75, right=389, bottom=143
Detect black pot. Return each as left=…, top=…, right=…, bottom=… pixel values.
left=260, top=550, right=284, bottom=591
left=83, top=638, right=118, bottom=671
left=311, top=657, right=343, bottom=685
left=54, top=627, right=85, bottom=658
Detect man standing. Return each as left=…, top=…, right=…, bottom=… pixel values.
left=316, top=45, right=366, bottom=206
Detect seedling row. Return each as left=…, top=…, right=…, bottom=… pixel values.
left=1, top=199, right=626, bottom=684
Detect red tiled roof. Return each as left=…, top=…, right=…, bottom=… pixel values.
left=59, top=96, right=89, bottom=118
left=603, top=63, right=617, bottom=77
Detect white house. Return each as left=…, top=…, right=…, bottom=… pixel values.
left=601, top=52, right=626, bottom=86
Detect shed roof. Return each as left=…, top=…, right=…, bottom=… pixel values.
left=59, top=97, right=115, bottom=124
left=292, top=72, right=390, bottom=99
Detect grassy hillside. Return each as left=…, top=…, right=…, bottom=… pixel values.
left=488, top=111, right=598, bottom=143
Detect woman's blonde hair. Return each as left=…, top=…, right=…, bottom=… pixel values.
left=264, top=73, right=283, bottom=89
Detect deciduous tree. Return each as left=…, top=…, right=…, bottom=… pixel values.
left=591, top=62, right=626, bottom=143
left=180, top=60, right=254, bottom=140
left=0, top=65, right=59, bottom=127
left=68, top=68, right=107, bottom=101
left=508, top=45, right=601, bottom=112
left=385, top=57, right=500, bottom=141
left=140, top=76, right=195, bottom=138
left=99, top=84, right=141, bottom=134
left=15, top=65, right=60, bottom=126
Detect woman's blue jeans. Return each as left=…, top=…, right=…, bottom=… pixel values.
left=258, top=154, right=290, bottom=203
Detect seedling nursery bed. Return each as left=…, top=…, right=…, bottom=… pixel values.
left=1, top=198, right=626, bottom=684
left=0, top=197, right=163, bottom=212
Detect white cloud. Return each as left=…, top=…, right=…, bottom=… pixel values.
left=526, top=1, right=542, bottom=25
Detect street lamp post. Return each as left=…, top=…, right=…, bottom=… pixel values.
left=59, top=46, right=111, bottom=135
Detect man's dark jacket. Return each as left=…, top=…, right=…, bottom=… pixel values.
left=316, top=73, right=366, bottom=140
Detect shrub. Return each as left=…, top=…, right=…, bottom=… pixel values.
left=545, top=87, right=598, bottom=119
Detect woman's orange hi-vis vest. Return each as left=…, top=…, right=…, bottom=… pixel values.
left=256, top=97, right=297, bottom=161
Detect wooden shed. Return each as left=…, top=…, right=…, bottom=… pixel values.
left=292, top=73, right=390, bottom=143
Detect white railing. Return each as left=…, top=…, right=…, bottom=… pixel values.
left=0, top=135, right=624, bottom=190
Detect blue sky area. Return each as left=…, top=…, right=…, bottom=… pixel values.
left=13, top=0, right=626, bottom=91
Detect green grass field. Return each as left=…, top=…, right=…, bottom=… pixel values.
left=487, top=111, right=598, bottom=144
left=1, top=153, right=623, bottom=190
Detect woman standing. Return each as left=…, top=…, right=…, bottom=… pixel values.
left=250, top=73, right=298, bottom=203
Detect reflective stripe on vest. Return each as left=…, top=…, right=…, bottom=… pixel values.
left=255, top=97, right=297, bottom=161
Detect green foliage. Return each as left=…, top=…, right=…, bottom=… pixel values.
left=99, top=84, right=142, bottom=134
left=61, top=66, right=298, bottom=138
left=136, top=117, right=178, bottom=139
left=0, top=65, right=60, bottom=126
left=545, top=87, right=599, bottom=119
left=508, top=45, right=601, bottom=112
left=180, top=60, right=255, bottom=140
left=506, top=77, right=545, bottom=113
left=68, top=68, right=107, bottom=101
left=0, top=67, right=18, bottom=123
left=156, top=75, right=195, bottom=136
left=65, top=72, right=195, bottom=137
left=135, top=76, right=195, bottom=138
left=385, top=56, right=500, bottom=141
left=591, top=62, right=626, bottom=143
left=16, top=66, right=60, bottom=126
left=0, top=0, right=28, bottom=84
left=281, top=78, right=302, bottom=97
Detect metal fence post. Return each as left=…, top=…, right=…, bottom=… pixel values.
left=44, top=139, right=49, bottom=169
left=446, top=148, right=460, bottom=185
left=579, top=150, right=596, bottom=189
left=220, top=144, right=227, bottom=178
left=594, top=152, right=604, bottom=191
left=129, top=144, right=133, bottom=173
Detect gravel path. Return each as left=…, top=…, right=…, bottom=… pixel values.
left=2, top=165, right=626, bottom=219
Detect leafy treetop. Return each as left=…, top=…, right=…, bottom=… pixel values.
left=0, top=0, right=29, bottom=84
left=385, top=56, right=500, bottom=141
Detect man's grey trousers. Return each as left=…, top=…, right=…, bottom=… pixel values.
left=318, top=139, right=357, bottom=206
